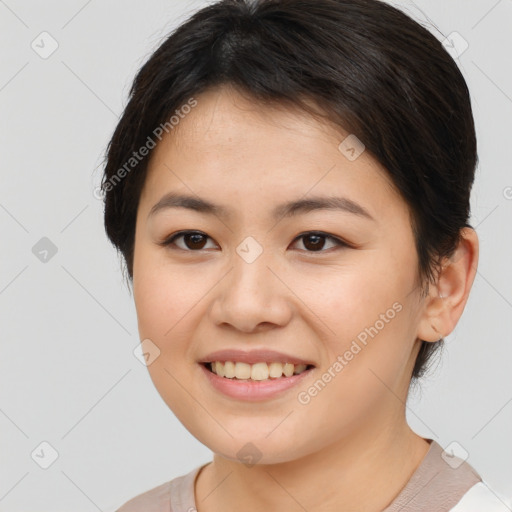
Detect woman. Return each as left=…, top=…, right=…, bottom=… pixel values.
left=101, top=0, right=510, bottom=510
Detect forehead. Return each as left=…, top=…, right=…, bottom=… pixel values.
left=140, top=86, right=401, bottom=218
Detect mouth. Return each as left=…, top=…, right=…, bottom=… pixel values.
left=202, top=361, right=315, bottom=381
left=197, top=349, right=317, bottom=401
left=199, top=360, right=315, bottom=401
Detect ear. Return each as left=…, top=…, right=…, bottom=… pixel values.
left=416, top=227, right=479, bottom=342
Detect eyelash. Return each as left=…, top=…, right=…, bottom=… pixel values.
left=159, top=230, right=351, bottom=253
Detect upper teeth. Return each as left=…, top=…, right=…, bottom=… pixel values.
left=209, top=361, right=309, bottom=380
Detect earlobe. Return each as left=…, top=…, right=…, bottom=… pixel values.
left=417, top=227, right=479, bottom=343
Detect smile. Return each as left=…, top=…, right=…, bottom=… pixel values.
left=199, top=361, right=315, bottom=401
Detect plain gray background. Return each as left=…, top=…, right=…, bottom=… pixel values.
left=1, top=0, right=511, bottom=510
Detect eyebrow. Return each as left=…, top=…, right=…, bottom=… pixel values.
left=148, top=192, right=375, bottom=222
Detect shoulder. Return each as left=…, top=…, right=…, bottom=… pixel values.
left=114, top=479, right=172, bottom=512
left=114, top=463, right=207, bottom=512
left=450, top=481, right=512, bottom=512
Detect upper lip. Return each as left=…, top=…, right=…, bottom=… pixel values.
left=198, top=349, right=315, bottom=366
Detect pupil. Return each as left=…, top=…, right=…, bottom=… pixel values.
left=186, top=233, right=206, bottom=249
left=305, top=234, right=324, bottom=251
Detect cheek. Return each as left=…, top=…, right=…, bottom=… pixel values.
left=307, top=252, right=418, bottom=384
left=311, top=261, right=412, bottom=339
left=133, top=245, right=196, bottom=338
left=132, top=255, right=204, bottom=414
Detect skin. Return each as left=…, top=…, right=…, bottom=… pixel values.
left=132, top=84, right=479, bottom=512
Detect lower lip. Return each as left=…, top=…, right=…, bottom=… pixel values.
left=199, top=363, right=314, bottom=401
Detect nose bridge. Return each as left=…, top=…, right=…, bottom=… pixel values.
left=229, top=236, right=275, bottom=299
left=210, top=236, right=292, bottom=331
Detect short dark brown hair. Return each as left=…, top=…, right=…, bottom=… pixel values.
left=100, top=0, right=477, bottom=381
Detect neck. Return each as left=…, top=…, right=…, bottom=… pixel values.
left=195, top=420, right=430, bottom=512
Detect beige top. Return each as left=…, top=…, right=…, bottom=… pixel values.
left=115, top=439, right=484, bottom=512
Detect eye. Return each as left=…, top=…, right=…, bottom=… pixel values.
left=161, top=231, right=217, bottom=251
left=290, top=231, right=349, bottom=252
left=160, top=230, right=350, bottom=253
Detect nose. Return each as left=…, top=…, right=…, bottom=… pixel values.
left=209, top=249, right=293, bottom=334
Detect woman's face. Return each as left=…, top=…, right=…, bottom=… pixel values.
left=132, top=85, right=427, bottom=464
